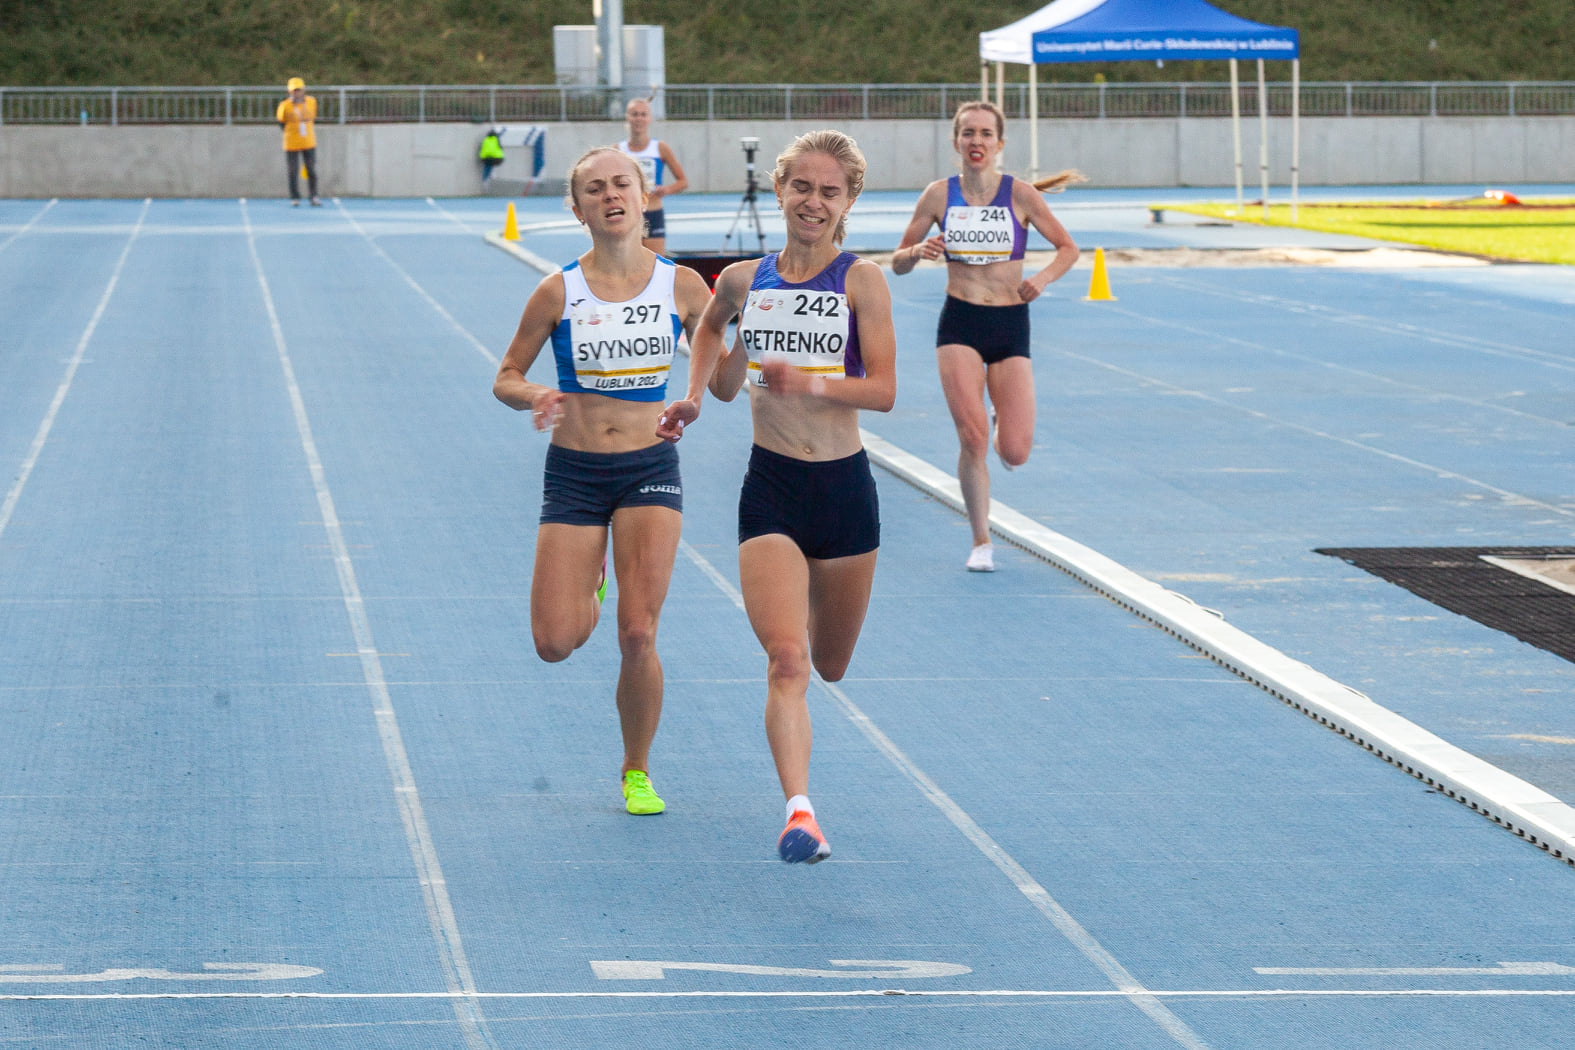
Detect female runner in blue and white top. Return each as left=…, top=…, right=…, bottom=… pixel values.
left=618, top=97, right=688, bottom=256
left=494, top=146, right=712, bottom=816
left=893, top=100, right=1081, bottom=573
left=657, top=130, right=897, bottom=865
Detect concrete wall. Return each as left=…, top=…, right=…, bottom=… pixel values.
left=2, top=117, right=1571, bottom=198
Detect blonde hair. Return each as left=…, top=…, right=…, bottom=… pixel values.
left=771, top=130, right=867, bottom=245
left=951, top=100, right=1087, bottom=193
left=563, top=146, right=651, bottom=208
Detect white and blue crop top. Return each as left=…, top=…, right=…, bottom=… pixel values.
left=550, top=256, right=681, bottom=402
left=617, top=139, right=667, bottom=195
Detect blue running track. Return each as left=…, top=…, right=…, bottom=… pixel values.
left=2, top=188, right=1575, bottom=1048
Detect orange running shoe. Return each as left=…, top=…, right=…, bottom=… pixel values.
left=778, top=809, right=831, bottom=864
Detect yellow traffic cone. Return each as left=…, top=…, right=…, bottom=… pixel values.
left=299, top=163, right=309, bottom=181
left=1084, top=247, right=1116, bottom=301
left=502, top=202, right=520, bottom=241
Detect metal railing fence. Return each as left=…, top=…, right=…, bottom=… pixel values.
left=2, top=82, right=1571, bottom=126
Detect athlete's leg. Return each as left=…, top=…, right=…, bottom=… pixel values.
left=805, top=550, right=878, bottom=683
left=739, top=534, right=814, bottom=799
left=529, top=522, right=607, bottom=663
left=985, top=355, right=1036, bottom=468
left=303, top=147, right=320, bottom=201
left=937, top=343, right=992, bottom=548
left=607, top=504, right=683, bottom=774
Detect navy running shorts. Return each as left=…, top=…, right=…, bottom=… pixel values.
left=540, top=442, right=682, bottom=527
left=642, top=207, right=666, bottom=239
left=738, top=444, right=879, bottom=560
left=936, top=294, right=1030, bottom=365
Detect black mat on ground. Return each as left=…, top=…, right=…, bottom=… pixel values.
left=1316, top=546, right=1575, bottom=664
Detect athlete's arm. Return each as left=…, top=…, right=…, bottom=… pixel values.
left=493, top=274, right=567, bottom=431
left=653, top=143, right=688, bottom=201
left=760, top=259, right=895, bottom=413
left=1014, top=180, right=1079, bottom=304
left=891, top=182, right=947, bottom=276
left=656, top=261, right=751, bottom=440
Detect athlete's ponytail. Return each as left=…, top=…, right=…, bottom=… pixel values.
left=1033, top=170, right=1088, bottom=193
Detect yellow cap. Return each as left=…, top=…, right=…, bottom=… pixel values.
left=287, top=77, right=306, bottom=91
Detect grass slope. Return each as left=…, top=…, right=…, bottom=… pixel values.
left=1, top=0, right=1572, bottom=87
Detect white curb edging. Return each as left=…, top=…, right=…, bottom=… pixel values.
left=860, top=428, right=1575, bottom=866
left=483, top=231, right=557, bottom=274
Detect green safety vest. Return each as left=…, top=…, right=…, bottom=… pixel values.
left=479, top=134, right=504, bottom=161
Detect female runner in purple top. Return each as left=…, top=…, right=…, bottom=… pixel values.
left=893, top=100, right=1081, bottom=573
left=657, top=130, right=897, bottom=865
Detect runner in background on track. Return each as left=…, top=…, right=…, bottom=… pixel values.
left=892, top=99, right=1081, bottom=573
left=618, top=97, right=689, bottom=256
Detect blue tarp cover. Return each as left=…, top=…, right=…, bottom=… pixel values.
left=983, top=0, right=1297, bottom=65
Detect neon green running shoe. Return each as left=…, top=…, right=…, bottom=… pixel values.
left=622, top=770, right=665, bottom=815
left=596, top=556, right=608, bottom=605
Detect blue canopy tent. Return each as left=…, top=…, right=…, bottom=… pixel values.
left=980, top=0, right=1301, bottom=214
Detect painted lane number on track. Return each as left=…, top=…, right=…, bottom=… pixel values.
left=0, top=963, right=323, bottom=983
left=591, top=959, right=970, bottom=980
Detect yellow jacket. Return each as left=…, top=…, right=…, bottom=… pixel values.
left=276, top=96, right=318, bottom=151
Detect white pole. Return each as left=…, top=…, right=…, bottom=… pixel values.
left=981, top=61, right=988, bottom=103
left=1029, top=61, right=1039, bottom=181
left=995, top=61, right=1004, bottom=109
left=596, top=0, right=624, bottom=116
left=1230, top=58, right=1243, bottom=214
left=1257, top=58, right=1269, bottom=219
left=1291, top=58, right=1301, bottom=223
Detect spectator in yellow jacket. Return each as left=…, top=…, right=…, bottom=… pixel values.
left=276, top=77, right=321, bottom=207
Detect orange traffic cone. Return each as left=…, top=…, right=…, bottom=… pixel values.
left=1084, top=247, right=1116, bottom=301
left=502, top=202, right=520, bottom=241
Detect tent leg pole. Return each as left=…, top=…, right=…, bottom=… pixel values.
left=1230, top=58, right=1243, bottom=214
left=981, top=62, right=988, bottom=104
left=1029, top=61, right=1039, bottom=182
left=1257, top=58, right=1269, bottom=219
left=995, top=62, right=1004, bottom=109
left=1291, top=58, right=1300, bottom=223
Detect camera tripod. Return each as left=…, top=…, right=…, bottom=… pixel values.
left=723, top=146, right=767, bottom=254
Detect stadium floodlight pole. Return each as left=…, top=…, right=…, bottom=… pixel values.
left=1230, top=58, right=1243, bottom=214
left=1257, top=58, right=1269, bottom=219
left=595, top=0, right=623, bottom=118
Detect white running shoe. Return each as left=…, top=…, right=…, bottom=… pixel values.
left=965, top=544, right=995, bottom=573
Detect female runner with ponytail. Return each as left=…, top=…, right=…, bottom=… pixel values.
left=893, top=100, right=1081, bottom=573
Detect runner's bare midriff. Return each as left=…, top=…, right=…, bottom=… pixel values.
left=551, top=392, right=666, bottom=454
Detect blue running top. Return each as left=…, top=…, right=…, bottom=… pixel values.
left=736, top=251, right=865, bottom=389
left=940, top=175, right=1027, bottom=265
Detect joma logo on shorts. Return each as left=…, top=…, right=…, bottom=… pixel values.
left=640, top=484, right=681, bottom=495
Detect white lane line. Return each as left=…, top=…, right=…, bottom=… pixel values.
left=0, top=198, right=148, bottom=548
left=1257, top=962, right=1575, bottom=976
left=0, top=198, right=57, bottom=255
left=1059, top=350, right=1575, bottom=522
left=333, top=198, right=500, bottom=366
left=1089, top=299, right=1571, bottom=431
left=240, top=199, right=499, bottom=1050
left=1151, top=273, right=1575, bottom=373
left=676, top=540, right=1213, bottom=1050
left=859, top=428, right=1575, bottom=864
left=8, top=987, right=1575, bottom=1002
